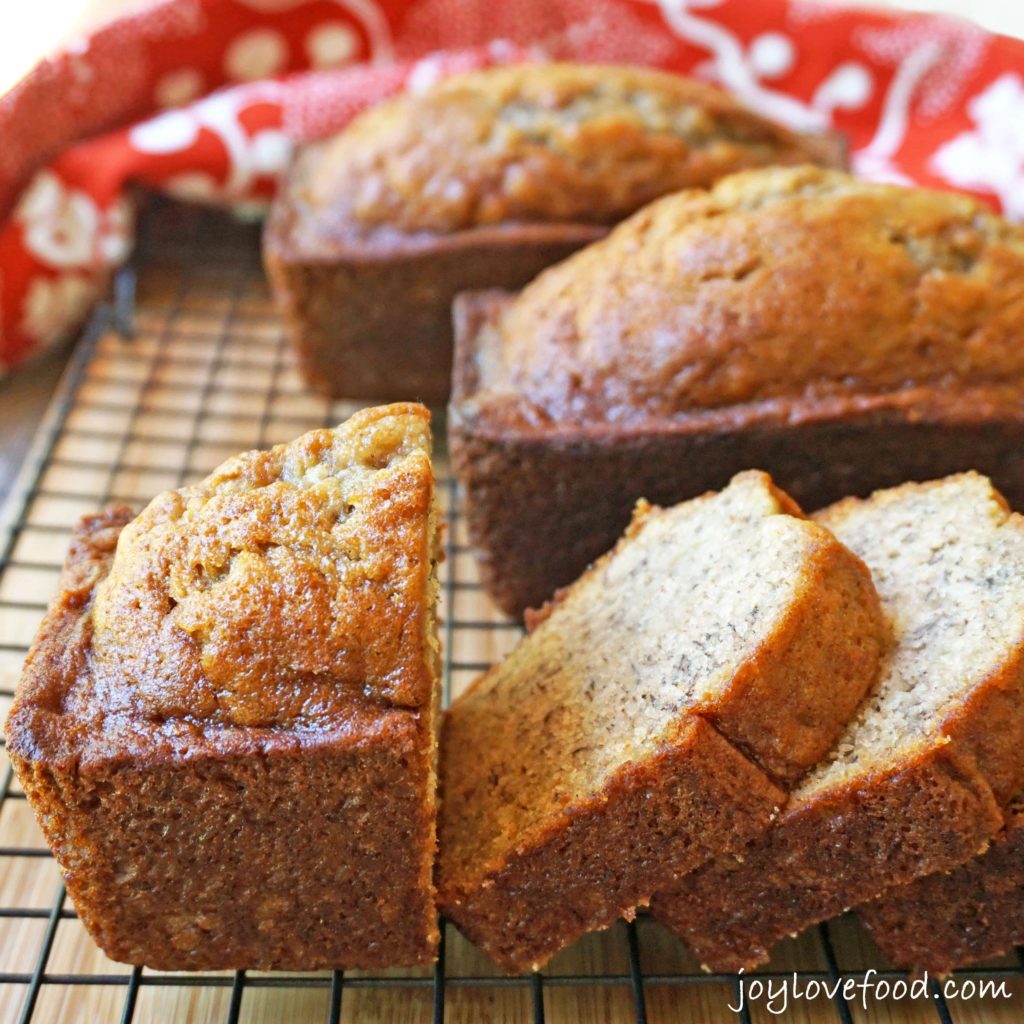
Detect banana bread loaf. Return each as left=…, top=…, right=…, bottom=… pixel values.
left=5, top=403, right=443, bottom=971
left=650, top=474, right=1024, bottom=971
left=859, top=796, right=1024, bottom=974
left=437, top=471, right=884, bottom=974
left=450, top=165, right=1024, bottom=616
left=264, top=63, right=842, bottom=403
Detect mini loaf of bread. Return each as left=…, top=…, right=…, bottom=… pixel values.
left=264, top=63, right=841, bottom=403
left=451, top=164, right=1024, bottom=616
left=859, top=796, right=1024, bottom=974
left=5, top=404, right=443, bottom=971
left=437, top=471, right=884, bottom=974
left=650, top=474, right=1024, bottom=972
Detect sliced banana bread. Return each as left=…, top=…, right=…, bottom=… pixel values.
left=5, top=404, right=443, bottom=970
left=437, top=471, right=884, bottom=974
left=651, top=474, right=1024, bottom=971
left=265, top=63, right=841, bottom=403
left=859, top=797, right=1024, bottom=974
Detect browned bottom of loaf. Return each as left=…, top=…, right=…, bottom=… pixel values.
left=15, top=732, right=439, bottom=971
left=439, top=715, right=786, bottom=975
left=451, top=415, right=1024, bottom=617
left=649, top=747, right=1003, bottom=972
left=859, top=804, right=1024, bottom=975
left=264, top=228, right=600, bottom=404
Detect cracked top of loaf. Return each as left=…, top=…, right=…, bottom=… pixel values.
left=10, top=404, right=440, bottom=759
left=460, top=165, right=1024, bottom=430
left=286, top=63, right=836, bottom=244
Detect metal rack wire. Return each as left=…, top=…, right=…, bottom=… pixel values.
left=0, top=198, right=1020, bottom=1023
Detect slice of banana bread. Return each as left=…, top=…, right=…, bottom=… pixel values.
left=265, top=63, right=841, bottom=403
left=859, top=796, right=1024, bottom=974
left=437, top=471, right=884, bottom=974
left=5, top=403, right=443, bottom=970
left=651, top=474, right=1024, bottom=971
left=451, top=164, right=1024, bottom=616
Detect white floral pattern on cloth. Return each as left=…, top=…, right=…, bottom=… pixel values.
left=390, top=0, right=677, bottom=65
left=1, top=0, right=1023, bottom=378
left=129, top=83, right=293, bottom=204
left=21, top=274, right=100, bottom=347
left=646, top=0, right=991, bottom=188
left=7, top=171, right=133, bottom=357
left=850, top=16, right=990, bottom=182
left=16, top=176, right=132, bottom=266
left=648, top=0, right=834, bottom=131
left=16, top=172, right=107, bottom=269
left=932, top=74, right=1024, bottom=220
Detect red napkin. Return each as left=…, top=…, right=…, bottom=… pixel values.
left=2, top=0, right=1021, bottom=377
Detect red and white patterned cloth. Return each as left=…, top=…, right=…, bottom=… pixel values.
left=2, top=0, right=1022, bottom=377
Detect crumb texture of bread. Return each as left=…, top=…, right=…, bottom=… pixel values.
left=803, top=473, right=1024, bottom=803
left=464, top=165, right=1024, bottom=428
left=5, top=403, right=443, bottom=971
left=290, top=63, right=829, bottom=242
left=651, top=473, right=1024, bottom=971
left=859, top=798, right=1024, bottom=973
left=438, top=471, right=884, bottom=974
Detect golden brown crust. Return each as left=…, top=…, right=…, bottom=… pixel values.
left=291, top=63, right=834, bottom=242
left=263, top=228, right=598, bottom=403
left=937, top=636, right=1024, bottom=808
left=267, top=65, right=842, bottom=403
left=5, top=406, right=443, bottom=970
left=450, top=166, right=1024, bottom=615
left=465, top=165, right=1024, bottom=429
left=4, top=507, right=137, bottom=762
left=705, top=531, right=886, bottom=785
left=86, top=403, right=435, bottom=729
left=651, top=747, right=1004, bottom=972
left=859, top=802, right=1024, bottom=974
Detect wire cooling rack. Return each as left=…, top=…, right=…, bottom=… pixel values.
left=0, top=198, right=1021, bottom=1024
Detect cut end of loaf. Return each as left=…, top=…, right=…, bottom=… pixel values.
left=439, top=469, right=883, bottom=972
left=651, top=472, right=1024, bottom=975
left=804, top=472, right=1024, bottom=797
